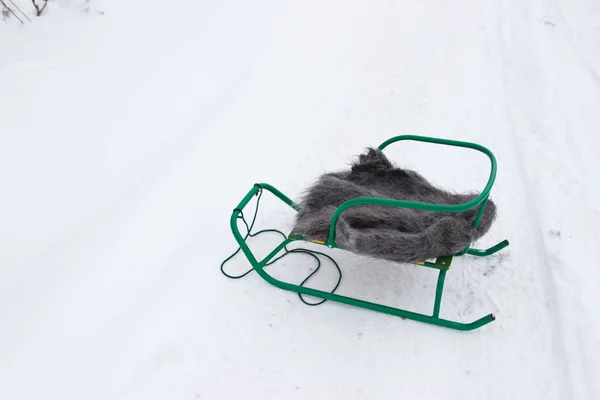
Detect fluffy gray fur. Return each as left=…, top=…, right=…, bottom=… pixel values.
left=291, top=147, right=497, bottom=263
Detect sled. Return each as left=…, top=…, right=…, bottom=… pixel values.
left=223, top=135, right=509, bottom=331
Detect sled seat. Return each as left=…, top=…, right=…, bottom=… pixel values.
left=289, top=135, right=501, bottom=266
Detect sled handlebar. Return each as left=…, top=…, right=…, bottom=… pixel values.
left=377, top=135, right=497, bottom=194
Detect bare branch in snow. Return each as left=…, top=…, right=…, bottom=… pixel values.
left=8, top=0, right=32, bottom=21
left=1, top=0, right=24, bottom=23
left=31, top=0, right=48, bottom=17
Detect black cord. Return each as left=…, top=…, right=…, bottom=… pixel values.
left=220, top=187, right=342, bottom=306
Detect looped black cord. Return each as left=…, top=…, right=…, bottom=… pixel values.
left=264, top=247, right=342, bottom=306
left=220, top=187, right=342, bottom=306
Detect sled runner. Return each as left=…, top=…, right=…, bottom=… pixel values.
left=221, top=135, right=509, bottom=331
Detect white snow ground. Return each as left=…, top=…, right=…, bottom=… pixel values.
left=1, top=0, right=599, bottom=399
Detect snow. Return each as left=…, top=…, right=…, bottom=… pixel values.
left=1, top=0, right=599, bottom=399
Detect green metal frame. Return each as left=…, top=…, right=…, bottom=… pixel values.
left=228, top=135, right=509, bottom=331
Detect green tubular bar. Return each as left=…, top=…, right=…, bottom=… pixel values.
left=228, top=135, right=509, bottom=331
left=466, top=240, right=510, bottom=256
left=433, top=270, right=447, bottom=318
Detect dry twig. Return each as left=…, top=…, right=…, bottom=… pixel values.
left=31, top=0, right=48, bottom=16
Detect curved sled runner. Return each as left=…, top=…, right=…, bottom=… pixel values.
left=226, top=135, right=509, bottom=331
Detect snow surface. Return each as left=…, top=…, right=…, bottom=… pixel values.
left=1, top=0, right=599, bottom=399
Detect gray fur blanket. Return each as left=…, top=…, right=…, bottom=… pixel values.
left=291, top=147, right=497, bottom=263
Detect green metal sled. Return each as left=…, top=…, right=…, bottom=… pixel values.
left=223, top=135, right=509, bottom=331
